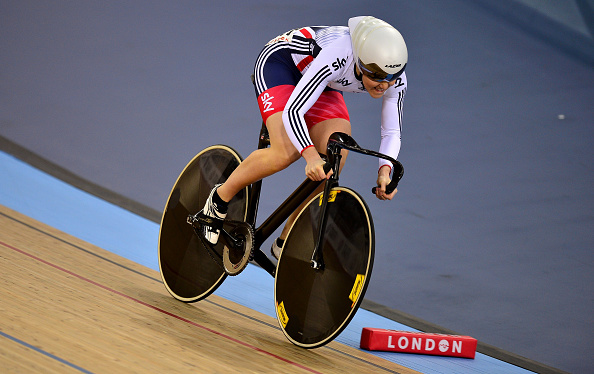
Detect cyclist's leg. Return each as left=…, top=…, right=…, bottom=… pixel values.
left=216, top=111, right=300, bottom=203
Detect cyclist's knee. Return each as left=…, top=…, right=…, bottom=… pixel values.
left=260, top=142, right=298, bottom=172
left=271, top=148, right=299, bottom=171
left=310, top=118, right=352, bottom=153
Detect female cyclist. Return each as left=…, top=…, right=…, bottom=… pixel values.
left=199, top=16, right=408, bottom=258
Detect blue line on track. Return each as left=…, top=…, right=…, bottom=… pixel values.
left=0, top=329, right=94, bottom=374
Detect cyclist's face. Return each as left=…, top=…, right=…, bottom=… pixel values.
left=361, top=73, right=396, bottom=99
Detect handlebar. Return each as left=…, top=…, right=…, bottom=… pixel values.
left=326, top=132, right=404, bottom=196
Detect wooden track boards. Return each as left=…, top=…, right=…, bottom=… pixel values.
left=0, top=205, right=418, bottom=373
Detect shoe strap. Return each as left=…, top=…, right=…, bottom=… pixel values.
left=196, top=212, right=224, bottom=230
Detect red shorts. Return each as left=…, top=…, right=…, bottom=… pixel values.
left=257, top=85, right=349, bottom=129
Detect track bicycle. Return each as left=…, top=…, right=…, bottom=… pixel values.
left=158, top=124, right=403, bottom=348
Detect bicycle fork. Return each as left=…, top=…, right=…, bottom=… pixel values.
left=310, top=151, right=342, bottom=270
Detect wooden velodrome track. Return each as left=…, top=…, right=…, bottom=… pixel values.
left=0, top=204, right=418, bottom=374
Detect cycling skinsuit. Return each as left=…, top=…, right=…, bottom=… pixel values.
left=253, top=25, right=407, bottom=170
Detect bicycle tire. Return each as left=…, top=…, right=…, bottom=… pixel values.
left=274, top=186, right=374, bottom=348
left=158, top=145, right=248, bottom=302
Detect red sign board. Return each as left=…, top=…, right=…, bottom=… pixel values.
left=360, top=328, right=478, bottom=359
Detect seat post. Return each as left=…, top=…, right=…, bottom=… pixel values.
left=258, top=123, right=270, bottom=149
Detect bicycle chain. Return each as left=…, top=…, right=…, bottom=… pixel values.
left=231, top=220, right=255, bottom=262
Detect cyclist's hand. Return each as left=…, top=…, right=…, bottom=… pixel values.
left=306, top=158, right=331, bottom=181
left=375, top=165, right=397, bottom=200
left=303, top=147, right=331, bottom=181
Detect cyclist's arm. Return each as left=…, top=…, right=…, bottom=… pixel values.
left=281, top=45, right=348, bottom=180
left=374, top=73, right=406, bottom=199
left=379, top=72, right=407, bottom=173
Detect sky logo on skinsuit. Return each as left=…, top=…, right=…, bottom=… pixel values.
left=332, top=57, right=347, bottom=71
left=261, top=92, right=274, bottom=113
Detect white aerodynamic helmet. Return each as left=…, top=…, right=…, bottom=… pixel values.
left=348, top=16, right=408, bottom=81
